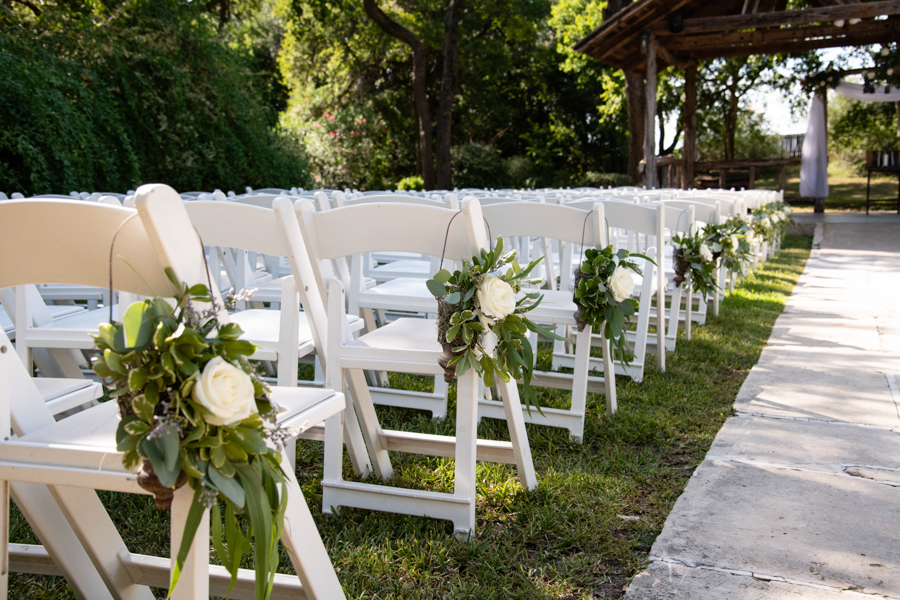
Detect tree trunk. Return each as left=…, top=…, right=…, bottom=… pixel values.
left=363, top=0, right=435, bottom=189
left=643, top=35, right=658, bottom=189
left=625, top=73, right=646, bottom=185
left=606, top=0, right=642, bottom=184
left=682, top=63, right=697, bottom=190
left=724, top=83, right=738, bottom=161
left=435, top=0, right=463, bottom=190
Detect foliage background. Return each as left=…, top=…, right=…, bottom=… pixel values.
left=0, top=1, right=311, bottom=196
left=1, top=0, right=896, bottom=194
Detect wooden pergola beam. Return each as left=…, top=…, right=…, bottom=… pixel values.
left=573, top=0, right=695, bottom=63
left=652, top=0, right=900, bottom=35
left=620, top=16, right=899, bottom=74
left=660, top=18, right=900, bottom=61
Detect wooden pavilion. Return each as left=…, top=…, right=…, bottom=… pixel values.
left=573, top=0, right=900, bottom=198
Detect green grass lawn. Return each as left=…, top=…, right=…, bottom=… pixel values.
left=9, top=235, right=812, bottom=599
left=755, top=163, right=899, bottom=212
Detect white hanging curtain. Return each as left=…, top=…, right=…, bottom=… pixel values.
left=800, top=94, right=829, bottom=199
left=834, top=81, right=900, bottom=103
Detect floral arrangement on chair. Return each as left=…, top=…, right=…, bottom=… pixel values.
left=426, top=236, right=563, bottom=408
left=92, top=268, right=288, bottom=600
left=671, top=229, right=720, bottom=300
left=765, top=203, right=793, bottom=239
left=751, top=208, right=776, bottom=243
left=571, top=245, right=651, bottom=365
left=706, top=218, right=752, bottom=274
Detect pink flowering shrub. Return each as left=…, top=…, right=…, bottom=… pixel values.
left=282, top=98, right=392, bottom=189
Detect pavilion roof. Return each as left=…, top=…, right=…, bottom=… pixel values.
left=573, top=0, right=900, bottom=75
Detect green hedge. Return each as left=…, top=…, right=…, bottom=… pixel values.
left=0, top=2, right=311, bottom=196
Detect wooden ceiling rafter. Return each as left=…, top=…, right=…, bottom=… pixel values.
left=664, top=17, right=900, bottom=53
left=650, top=0, right=900, bottom=35
left=574, top=0, right=899, bottom=75
left=572, top=0, right=696, bottom=62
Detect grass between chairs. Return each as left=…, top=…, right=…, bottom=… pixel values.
left=8, top=235, right=812, bottom=599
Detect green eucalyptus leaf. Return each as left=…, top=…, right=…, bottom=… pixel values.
left=432, top=269, right=452, bottom=284
left=209, top=464, right=246, bottom=508
left=426, top=279, right=447, bottom=297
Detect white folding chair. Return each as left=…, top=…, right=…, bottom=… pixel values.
left=563, top=199, right=667, bottom=370
left=273, top=196, right=537, bottom=538
left=0, top=187, right=347, bottom=599
left=183, top=200, right=371, bottom=474
left=473, top=201, right=629, bottom=440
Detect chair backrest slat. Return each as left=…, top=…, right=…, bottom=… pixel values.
left=0, top=200, right=172, bottom=296
left=184, top=201, right=287, bottom=256
left=480, top=202, right=601, bottom=246
left=297, top=201, right=477, bottom=262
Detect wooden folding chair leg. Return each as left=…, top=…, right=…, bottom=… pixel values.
left=601, top=333, right=617, bottom=414
left=279, top=453, right=346, bottom=599
left=7, top=483, right=118, bottom=600
left=343, top=369, right=393, bottom=479
left=713, top=266, right=721, bottom=317
left=342, top=391, right=374, bottom=478
left=170, top=487, right=208, bottom=600
left=569, top=326, right=592, bottom=439
left=453, top=370, right=479, bottom=539
left=48, top=486, right=155, bottom=600
left=667, top=284, right=683, bottom=353
left=496, top=379, right=537, bottom=490
left=685, top=279, right=693, bottom=341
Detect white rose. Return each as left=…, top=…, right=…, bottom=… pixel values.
left=745, top=229, right=755, bottom=244
left=729, top=234, right=739, bottom=250
left=700, top=243, right=713, bottom=262
left=760, top=216, right=771, bottom=228
left=479, top=330, right=499, bottom=359
left=477, top=275, right=516, bottom=320
left=608, top=266, right=635, bottom=302
left=193, top=356, right=258, bottom=427
left=771, top=213, right=780, bottom=223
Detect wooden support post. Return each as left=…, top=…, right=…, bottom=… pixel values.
left=779, top=165, right=787, bottom=192
left=643, top=33, right=658, bottom=189
left=719, top=169, right=726, bottom=188
left=683, top=62, right=697, bottom=190
left=748, top=166, right=756, bottom=189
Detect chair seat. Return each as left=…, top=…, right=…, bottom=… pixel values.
left=27, top=305, right=120, bottom=349
left=33, top=377, right=103, bottom=415
left=342, top=318, right=442, bottom=373
left=367, top=259, right=432, bottom=282
left=241, top=275, right=292, bottom=303
left=37, top=284, right=106, bottom=303
left=1, top=304, right=87, bottom=335
left=356, top=278, right=435, bottom=313
left=231, top=310, right=362, bottom=348
left=20, top=385, right=341, bottom=454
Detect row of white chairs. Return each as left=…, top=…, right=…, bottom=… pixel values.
left=0, top=183, right=785, bottom=598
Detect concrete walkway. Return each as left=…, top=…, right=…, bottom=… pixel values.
left=626, top=215, right=900, bottom=599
